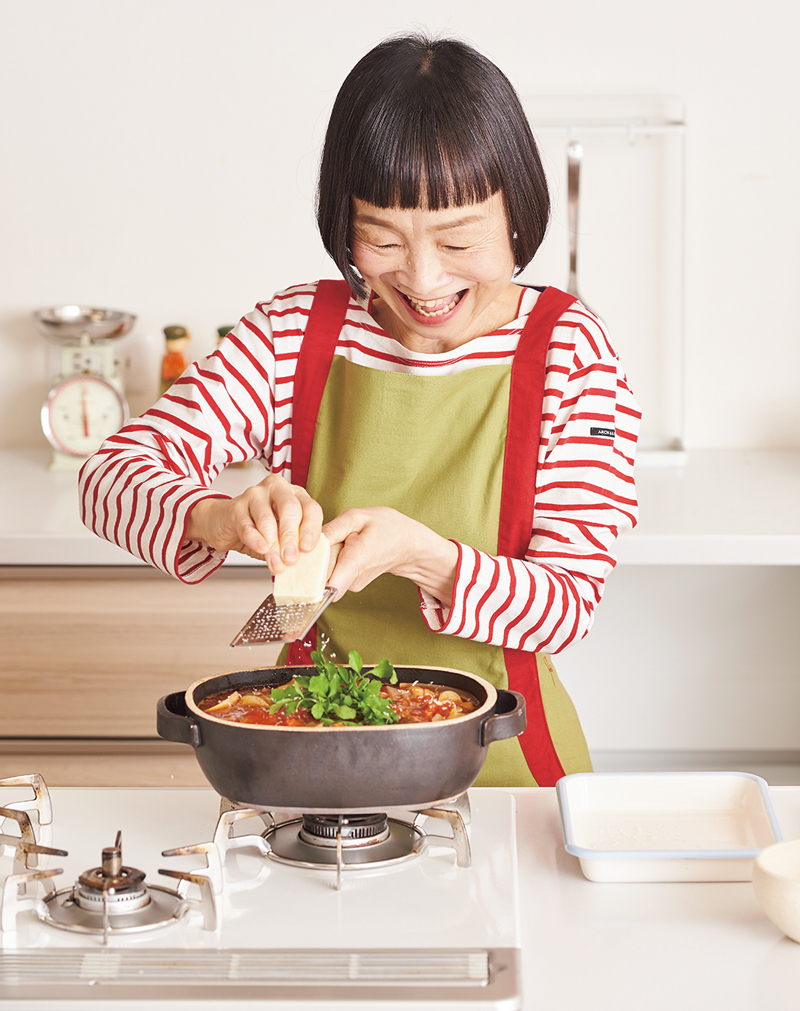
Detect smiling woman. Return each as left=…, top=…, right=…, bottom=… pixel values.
left=316, top=33, right=549, bottom=300
left=79, top=33, right=641, bottom=789
left=349, top=193, right=520, bottom=352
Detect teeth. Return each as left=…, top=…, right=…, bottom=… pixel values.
left=405, top=292, right=462, bottom=317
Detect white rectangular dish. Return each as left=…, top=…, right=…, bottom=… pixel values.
left=556, top=772, right=783, bottom=882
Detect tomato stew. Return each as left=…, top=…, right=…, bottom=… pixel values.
left=198, top=680, right=479, bottom=727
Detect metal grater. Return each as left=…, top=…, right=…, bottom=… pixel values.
left=230, top=586, right=338, bottom=647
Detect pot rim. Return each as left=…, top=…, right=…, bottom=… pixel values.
left=185, top=664, right=498, bottom=731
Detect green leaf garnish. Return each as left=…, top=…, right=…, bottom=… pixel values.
left=276, top=650, right=400, bottom=726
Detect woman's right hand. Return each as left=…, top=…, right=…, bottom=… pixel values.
left=185, top=475, right=324, bottom=573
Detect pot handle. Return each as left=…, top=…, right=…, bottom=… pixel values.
left=480, top=690, right=527, bottom=746
left=156, top=692, right=202, bottom=749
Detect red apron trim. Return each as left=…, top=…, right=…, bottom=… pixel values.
left=286, top=280, right=352, bottom=665
left=505, top=648, right=568, bottom=786
left=498, top=287, right=577, bottom=559
left=501, top=287, right=576, bottom=787
left=290, top=280, right=352, bottom=489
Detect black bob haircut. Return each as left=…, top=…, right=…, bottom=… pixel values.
left=317, top=33, right=550, bottom=299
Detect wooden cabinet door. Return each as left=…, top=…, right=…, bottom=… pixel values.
left=0, top=567, right=280, bottom=737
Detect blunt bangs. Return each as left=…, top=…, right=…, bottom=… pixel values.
left=318, top=34, right=550, bottom=298
left=346, top=91, right=504, bottom=214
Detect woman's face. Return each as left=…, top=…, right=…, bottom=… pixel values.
left=350, top=191, right=519, bottom=353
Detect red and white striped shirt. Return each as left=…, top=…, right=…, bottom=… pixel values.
left=79, top=282, right=640, bottom=654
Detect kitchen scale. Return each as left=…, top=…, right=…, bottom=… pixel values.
left=34, top=304, right=136, bottom=470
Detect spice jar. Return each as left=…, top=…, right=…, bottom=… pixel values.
left=160, top=325, right=191, bottom=396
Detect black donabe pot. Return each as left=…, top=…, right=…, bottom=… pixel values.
left=156, top=665, right=526, bottom=811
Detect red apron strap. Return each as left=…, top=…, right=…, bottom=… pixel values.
left=286, top=279, right=352, bottom=666
left=498, top=286, right=577, bottom=558
left=501, top=286, right=577, bottom=786
left=290, top=279, right=353, bottom=489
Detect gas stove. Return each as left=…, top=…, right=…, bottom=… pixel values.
left=0, top=774, right=521, bottom=1009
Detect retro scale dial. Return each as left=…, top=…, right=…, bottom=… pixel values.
left=41, top=373, right=128, bottom=459
left=34, top=304, right=136, bottom=469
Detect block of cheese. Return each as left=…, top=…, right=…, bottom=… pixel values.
left=272, top=534, right=334, bottom=606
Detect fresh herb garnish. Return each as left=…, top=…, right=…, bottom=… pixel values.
left=269, top=650, right=400, bottom=726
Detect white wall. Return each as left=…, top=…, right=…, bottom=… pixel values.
left=1, top=0, right=798, bottom=448
left=558, top=566, right=800, bottom=752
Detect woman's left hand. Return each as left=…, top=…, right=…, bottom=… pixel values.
left=322, top=507, right=459, bottom=606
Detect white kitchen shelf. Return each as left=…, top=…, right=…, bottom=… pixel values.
left=618, top=449, right=800, bottom=565
left=1, top=448, right=799, bottom=568
left=522, top=94, right=686, bottom=457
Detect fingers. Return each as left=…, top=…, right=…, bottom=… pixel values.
left=322, top=507, right=457, bottom=604
left=319, top=514, right=355, bottom=595
left=189, top=477, right=324, bottom=572
left=246, top=481, right=297, bottom=569
left=247, top=476, right=323, bottom=572
left=235, top=508, right=275, bottom=560
left=327, top=552, right=362, bottom=597
left=321, top=509, right=359, bottom=549
left=295, top=489, right=324, bottom=554
left=322, top=508, right=398, bottom=595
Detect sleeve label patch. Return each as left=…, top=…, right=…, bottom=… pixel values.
left=590, top=426, right=616, bottom=438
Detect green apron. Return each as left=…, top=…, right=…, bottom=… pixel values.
left=284, top=280, right=592, bottom=786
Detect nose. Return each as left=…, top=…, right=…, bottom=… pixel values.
left=397, top=244, right=448, bottom=296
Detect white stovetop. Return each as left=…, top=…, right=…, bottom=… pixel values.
left=1, top=788, right=518, bottom=954
left=2, top=447, right=800, bottom=567
left=1, top=785, right=520, bottom=1010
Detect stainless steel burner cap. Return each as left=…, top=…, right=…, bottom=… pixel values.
left=73, top=832, right=150, bottom=914
left=299, top=813, right=390, bottom=849
left=265, top=816, right=421, bottom=869
left=73, top=881, right=151, bottom=914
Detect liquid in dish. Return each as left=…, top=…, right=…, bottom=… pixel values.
left=198, top=680, right=479, bottom=727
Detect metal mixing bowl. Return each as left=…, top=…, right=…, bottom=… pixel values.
left=33, top=305, right=136, bottom=344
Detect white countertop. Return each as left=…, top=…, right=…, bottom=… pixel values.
left=617, top=448, right=800, bottom=565
left=515, top=785, right=800, bottom=1011
left=2, top=783, right=798, bottom=1010
left=0, top=448, right=265, bottom=567
left=2, top=447, right=799, bottom=567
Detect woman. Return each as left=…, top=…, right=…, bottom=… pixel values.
left=79, top=34, right=640, bottom=787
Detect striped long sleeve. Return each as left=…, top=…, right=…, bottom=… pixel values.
left=79, top=283, right=640, bottom=652
left=419, top=300, right=639, bottom=651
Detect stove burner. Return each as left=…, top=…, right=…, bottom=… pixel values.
left=43, top=884, right=183, bottom=935
left=38, top=831, right=185, bottom=936
left=264, top=815, right=422, bottom=871
left=74, top=835, right=150, bottom=914
left=1, top=775, right=220, bottom=940
left=74, top=880, right=149, bottom=914
left=298, top=813, right=390, bottom=849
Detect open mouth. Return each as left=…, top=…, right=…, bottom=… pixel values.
left=397, top=289, right=467, bottom=320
